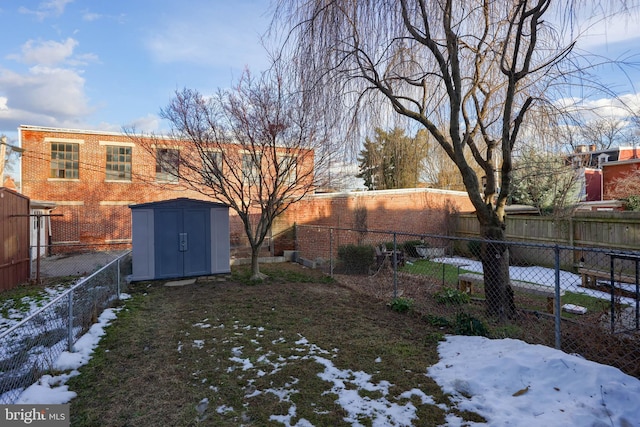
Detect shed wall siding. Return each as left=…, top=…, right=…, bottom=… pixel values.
left=211, top=207, right=231, bottom=273
left=131, top=209, right=154, bottom=281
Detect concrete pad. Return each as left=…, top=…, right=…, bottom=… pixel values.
left=563, top=304, right=587, bottom=315
left=164, top=278, right=197, bottom=287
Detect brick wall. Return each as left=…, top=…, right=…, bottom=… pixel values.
left=273, top=188, right=473, bottom=256
left=276, top=188, right=472, bottom=234
left=20, top=126, right=205, bottom=245
left=603, top=160, right=640, bottom=200
left=20, top=126, right=473, bottom=251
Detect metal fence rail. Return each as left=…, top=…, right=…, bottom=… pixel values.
left=294, top=224, right=640, bottom=378
left=0, top=251, right=132, bottom=404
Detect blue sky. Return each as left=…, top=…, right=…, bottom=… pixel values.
left=0, top=0, right=273, bottom=142
left=1, top=0, right=639, bottom=147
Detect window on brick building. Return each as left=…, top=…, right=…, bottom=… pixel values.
left=203, top=150, right=222, bottom=173
left=106, top=146, right=132, bottom=181
left=50, top=143, right=79, bottom=179
left=156, top=148, right=179, bottom=182
left=201, top=150, right=223, bottom=185
left=242, top=152, right=261, bottom=185
left=278, top=154, right=297, bottom=185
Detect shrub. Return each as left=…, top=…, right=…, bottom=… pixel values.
left=388, top=297, right=414, bottom=313
left=337, top=244, right=375, bottom=274
left=435, top=288, right=470, bottom=305
left=623, top=195, right=640, bottom=211
left=423, top=314, right=450, bottom=327
left=454, top=312, right=489, bottom=336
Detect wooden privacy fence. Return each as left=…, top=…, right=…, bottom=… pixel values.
left=455, top=211, right=640, bottom=269
left=0, top=188, right=30, bottom=291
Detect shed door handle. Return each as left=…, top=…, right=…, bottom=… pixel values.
left=179, top=233, right=188, bottom=252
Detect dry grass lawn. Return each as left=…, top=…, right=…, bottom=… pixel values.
left=67, top=263, right=483, bottom=426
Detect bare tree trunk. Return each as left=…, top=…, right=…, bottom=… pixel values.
left=250, top=244, right=266, bottom=281
left=480, top=218, right=515, bottom=320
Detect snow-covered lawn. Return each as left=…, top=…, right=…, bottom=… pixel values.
left=15, top=296, right=640, bottom=426
left=0, top=281, right=81, bottom=334
left=4, top=259, right=640, bottom=426
left=435, top=256, right=638, bottom=306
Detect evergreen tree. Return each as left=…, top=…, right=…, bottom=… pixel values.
left=357, top=127, right=426, bottom=190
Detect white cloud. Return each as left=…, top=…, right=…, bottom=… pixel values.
left=0, top=66, right=92, bottom=119
left=571, top=93, right=640, bottom=122
left=573, top=14, right=640, bottom=50
left=556, top=91, right=640, bottom=114
left=122, top=114, right=163, bottom=134
left=547, top=1, right=640, bottom=51
left=18, top=0, right=74, bottom=21
left=0, top=32, right=100, bottom=132
left=82, top=11, right=101, bottom=22
left=81, top=10, right=126, bottom=24
left=9, top=38, right=79, bottom=66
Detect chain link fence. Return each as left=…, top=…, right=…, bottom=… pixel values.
left=294, top=224, right=640, bottom=378
left=30, top=242, right=131, bottom=282
left=0, top=250, right=132, bottom=404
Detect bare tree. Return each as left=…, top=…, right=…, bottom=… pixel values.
left=607, top=166, right=640, bottom=210
left=579, top=115, right=631, bottom=150
left=275, top=0, right=635, bottom=318
left=129, top=68, right=329, bottom=280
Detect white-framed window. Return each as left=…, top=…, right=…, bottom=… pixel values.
left=106, top=145, right=132, bottom=181
left=50, top=142, right=79, bottom=179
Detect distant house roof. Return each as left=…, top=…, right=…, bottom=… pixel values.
left=2, top=176, right=18, bottom=190
left=569, top=146, right=640, bottom=169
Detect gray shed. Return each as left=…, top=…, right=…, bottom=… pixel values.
left=129, top=198, right=230, bottom=281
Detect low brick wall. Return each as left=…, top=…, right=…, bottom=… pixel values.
left=270, top=188, right=473, bottom=255
left=276, top=188, right=472, bottom=233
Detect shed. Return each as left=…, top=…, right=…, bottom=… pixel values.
left=129, top=198, right=230, bottom=281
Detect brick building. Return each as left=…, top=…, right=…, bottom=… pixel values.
left=18, top=125, right=473, bottom=254
left=18, top=125, right=314, bottom=249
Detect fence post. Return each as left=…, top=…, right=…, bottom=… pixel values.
left=329, top=228, right=334, bottom=276
left=117, top=257, right=121, bottom=299
left=554, top=245, right=561, bottom=350
left=393, top=232, right=398, bottom=298
left=67, top=291, right=74, bottom=352
left=610, top=255, right=615, bottom=334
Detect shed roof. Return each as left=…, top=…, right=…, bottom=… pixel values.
left=129, top=197, right=229, bottom=210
